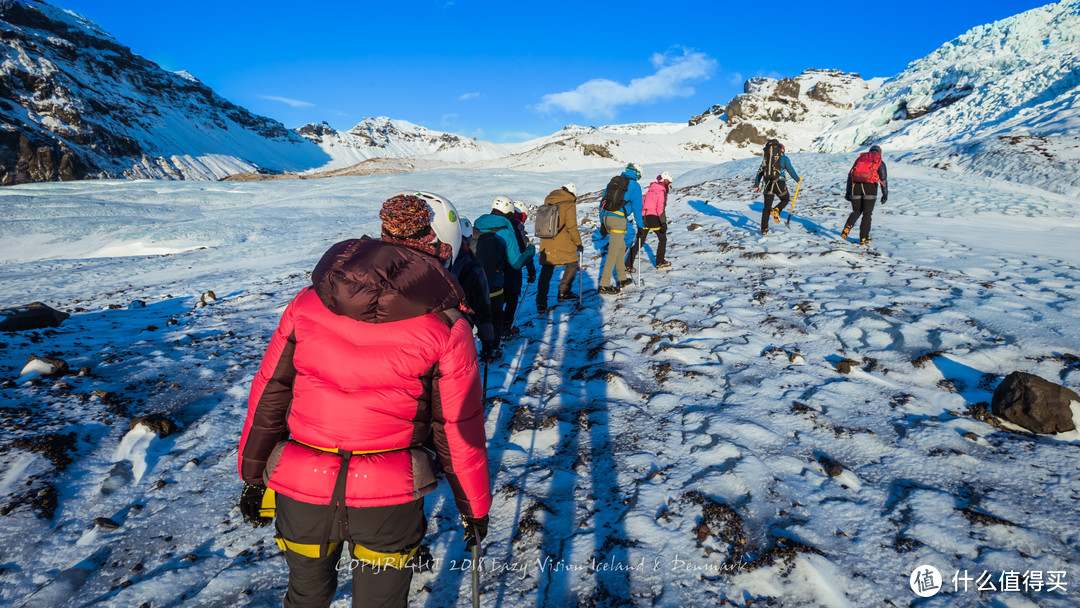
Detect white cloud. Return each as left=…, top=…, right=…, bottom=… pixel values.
left=459, top=92, right=480, bottom=100
left=536, top=49, right=716, bottom=120
left=259, top=95, right=314, bottom=108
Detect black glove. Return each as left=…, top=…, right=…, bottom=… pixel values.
left=636, top=228, right=647, bottom=241
left=576, top=244, right=583, bottom=253
left=239, top=483, right=272, bottom=528
left=599, top=223, right=608, bottom=238
left=844, top=194, right=852, bottom=202
left=463, top=514, right=489, bottom=548
left=880, top=196, right=887, bottom=204
left=527, top=271, right=536, bottom=283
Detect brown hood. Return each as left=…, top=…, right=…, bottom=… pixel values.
left=312, top=238, right=466, bottom=323
left=544, top=188, right=576, bottom=206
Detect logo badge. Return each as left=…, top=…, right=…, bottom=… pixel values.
left=910, top=565, right=942, bottom=597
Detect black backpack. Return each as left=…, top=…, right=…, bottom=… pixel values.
left=601, top=174, right=631, bottom=211
left=534, top=204, right=560, bottom=239
left=761, top=139, right=783, bottom=181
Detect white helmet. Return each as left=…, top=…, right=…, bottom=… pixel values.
left=491, top=195, right=513, bottom=214
left=399, top=191, right=461, bottom=267
left=562, top=183, right=577, bottom=196
left=658, top=171, right=673, bottom=184
left=458, top=215, right=475, bottom=244
left=626, top=162, right=642, bottom=179
left=512, top=201, right=527, bottom=215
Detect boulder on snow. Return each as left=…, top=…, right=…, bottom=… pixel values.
left=834, top=358, right=860, bottom=374
left=19, top=355, right=69, bottom=378
left=0, top=302, right=69, bottom=332
left=991, top=372, right=1078, bottom=434
left=129, top=413, right=180, bottom=437
left=725, top=122, right=768, bottom=147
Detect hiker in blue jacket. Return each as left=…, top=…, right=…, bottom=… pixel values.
left=753, top=140, right=800, bottom=235
left=598, top=162, right=644, bottom=294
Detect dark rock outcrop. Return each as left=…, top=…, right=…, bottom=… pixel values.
left=991, top=371, right=1078, bottom=434
left=0, top=301, right=70, bottom=331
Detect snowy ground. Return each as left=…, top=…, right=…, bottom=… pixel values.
left=0, top=156, right=1078, bottom=607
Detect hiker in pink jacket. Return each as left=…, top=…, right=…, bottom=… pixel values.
left=626, top=172, right=673, bottom=272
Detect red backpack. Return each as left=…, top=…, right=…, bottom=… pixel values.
left=851, top=151, right=882, bottom=184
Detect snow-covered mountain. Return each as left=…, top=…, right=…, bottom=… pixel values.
left=297, top=117, right=511, bottom=170
left=463, top=70, right=879, bottom=173
left=0, top=0, right=329, bottom=183
left=817, top=0, right=1080, bottom=196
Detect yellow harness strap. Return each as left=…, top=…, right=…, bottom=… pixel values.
left=645, top=227, right=661, bottom=231
left=294, top=440, right=417, bottom=456
left=275, top=537, right=419, bottom=568
left=605, top=210, right=627, bottom=217
left=276, top=537, right=342, bottom=559
left=489, top=288, right=504, bottom=298
left=609, top=229, right=626, bottom=234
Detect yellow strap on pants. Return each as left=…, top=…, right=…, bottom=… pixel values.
left=260, top=488, right=277, bottom=519
left=276, top=537, right=419, bottom=568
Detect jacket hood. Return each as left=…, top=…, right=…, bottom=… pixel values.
left=623, top=169, right=641, bottom=180
left=544, top=188, right=576, bottom=206
left=312, top=238, right=465, bottom=323
left=473, top=214, right=512, bottom=232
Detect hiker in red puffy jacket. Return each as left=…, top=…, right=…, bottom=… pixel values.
left=843, top=145, right=889, bottom=244
left=626, top=172, right=673, bottom=271
left=237, top=194, right=491, bottom=608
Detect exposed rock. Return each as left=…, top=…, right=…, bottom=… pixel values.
left=991, top=371, right=1078, bottom=434
left=19, top=355, right=69, bottom=378
left=774, top=78, right=800, bottom=99
left=688, top=104, right=725, bottom=126
left=0, top=302, right=70, bottom=331
left=130, top=413, right=181, bottom=437
left=726, top=122, right=767, bottom=147
left=10, top=432, right=77, bottom=470
left=834, top=358, right=860, bottom=374
left=806, top=81, right=851, bottom=107
left=94, top=517, right=120, bottom=529
left=744, top=77, right=778, bottom=95
left=817, top=455, right=845, bottom=478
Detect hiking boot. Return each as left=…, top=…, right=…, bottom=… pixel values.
left=536, top=302, right=548, bottom=313
left=617, top=278, right=633, bottom=289
left=771, top=208, right=780, bottom=223
left=625, top=266, right=635, bottom=274
left=841, top=225, right=851, bottom=239
left=557, top=292, right=576, bottom=302
left=598, top=285, right=619, bottom=295
left=656, top=261, right=671, bottom=269
left=860, top=237, right=873, bottom=245
left=503, top=326, right=520, bottom=339
left=761, top=228, right=769, bottom=235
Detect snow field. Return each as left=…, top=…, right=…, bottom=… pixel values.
left=0, top=158, right=1077, bottom=606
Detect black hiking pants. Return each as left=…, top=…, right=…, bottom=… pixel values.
left=275, top=494, right=426, bottom=608
left=503, top=266, right=523, bottom=332
left=761, top=181, right=790, bottom=233
left=844, top=194, right=877, bottom=241
left=625, top=213, right=667, bottom=268
left=536, top=261, right=578, bottom=307
left=490, top=292, right=505, bottom=344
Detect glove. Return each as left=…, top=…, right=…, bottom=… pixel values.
left=753, top=187, right=760, bottom=193
left=239, top=483, right=272, bottom=528
left=845, top=194, right=852, bottom=202
left=636, top=228, right=647, bottom=241
left=527, top=271, right=536, bottom=283
left=462, top=514, right=489, bottom=548
left=880, top=196, right=887, bottom=204
left=576, top=244, right=584, bottom=253
left=599, top=223, right=608, bottom=238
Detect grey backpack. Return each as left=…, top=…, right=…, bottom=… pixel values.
left=534, top=204, right=560, bottom=239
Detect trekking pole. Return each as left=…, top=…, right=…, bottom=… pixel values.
left=635, top=230, right=642, bottom=287
left=471, top=522, right=482, bottom=608
left=577, top=251, right=583, bottom=306
left=786, top=179, right=802, bottom=227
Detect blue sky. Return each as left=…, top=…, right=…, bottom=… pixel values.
left=58, top=0, right=1051, bottom=143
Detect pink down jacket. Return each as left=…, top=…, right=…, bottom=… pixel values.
left=238, top=238, right=492, bottom=518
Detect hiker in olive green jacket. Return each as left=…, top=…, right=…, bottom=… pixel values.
left=536, top=183, right=582, bottom=313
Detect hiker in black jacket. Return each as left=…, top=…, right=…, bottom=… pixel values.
left=843, top=145, right=889, bottom=244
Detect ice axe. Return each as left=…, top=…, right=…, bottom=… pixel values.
left=786, top=179, right=802, bottom=227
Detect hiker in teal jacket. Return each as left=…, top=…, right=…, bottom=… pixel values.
left=598, top=163, right=643, bottom=293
